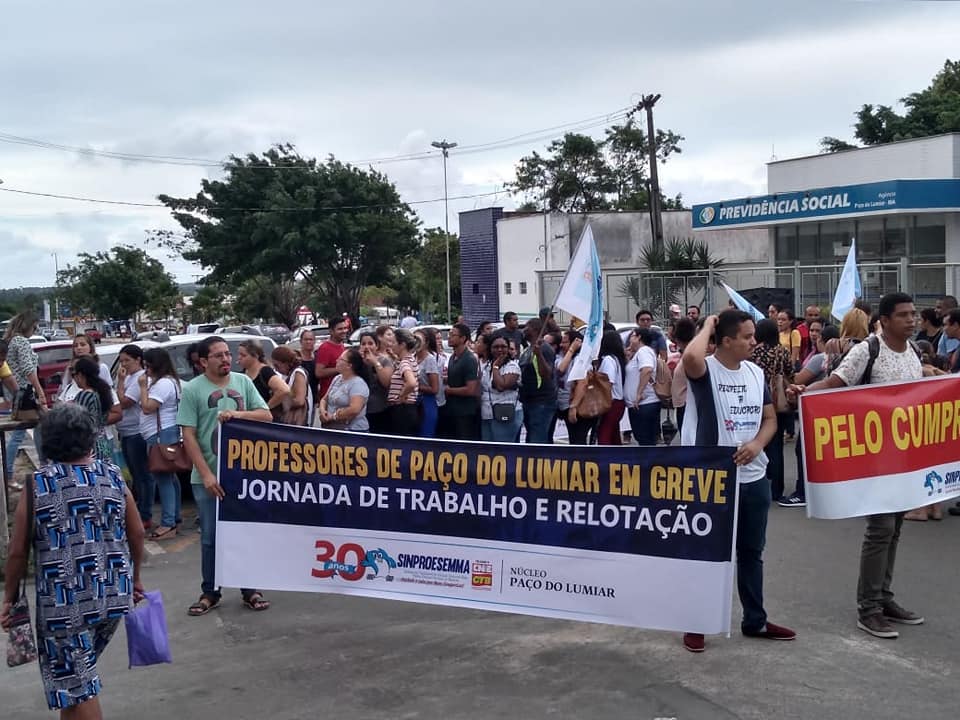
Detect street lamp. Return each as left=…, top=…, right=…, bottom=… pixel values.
left=431, top=139, right=457, bottom=322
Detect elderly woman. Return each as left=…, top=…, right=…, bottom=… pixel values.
left=1, top=404, right=145, bottom=719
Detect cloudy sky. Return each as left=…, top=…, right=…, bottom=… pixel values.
left=1, top=0, right=958, bottom=289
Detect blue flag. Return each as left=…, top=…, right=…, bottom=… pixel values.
left=831, top=239, right=861, bottom=322
left=721, top=282, right=765, bottom=323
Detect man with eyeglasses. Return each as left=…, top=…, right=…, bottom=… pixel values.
left=177, top=336, right=273, bottom=617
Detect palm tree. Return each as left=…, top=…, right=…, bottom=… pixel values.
left=617, top=237, right=724, bottom=319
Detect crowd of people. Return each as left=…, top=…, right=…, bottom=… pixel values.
left=1, top=289, right=958, bottom=713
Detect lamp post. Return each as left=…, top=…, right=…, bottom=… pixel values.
left=431, top=139, right=457, bottom=322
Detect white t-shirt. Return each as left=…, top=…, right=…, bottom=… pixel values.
left=598, top=355, right=624, bottom=401
left=681, top=355, right=769, bottom=484
left=139, top=376, right=180, bottom=439
left=480, top=359, right=521, bottom=420
left=59, top=362, right=112, bottom=403
left=623, top=346, right=658, bottom=408
left=118, top=368, right=145, bottom=437
left=833, top=337, right=922, bottom=386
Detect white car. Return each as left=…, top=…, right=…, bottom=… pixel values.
left=100, top=333, right=278, bottom=381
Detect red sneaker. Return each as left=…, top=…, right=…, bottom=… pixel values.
left=682, top=633, right=705, bottom=653
left=743, top=621, right=796, bottom=640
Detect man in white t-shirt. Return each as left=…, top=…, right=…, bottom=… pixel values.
left=794, top=293, right=924, bottom=640
left=680, top=310, right=795, bottom=653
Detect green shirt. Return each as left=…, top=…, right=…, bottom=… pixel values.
left=176, top=372, right=268, bottom=484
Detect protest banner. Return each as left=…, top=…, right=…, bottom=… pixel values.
left=215, top=419, right=738, bottom=634
left=800, top=375, right=960, bottom=519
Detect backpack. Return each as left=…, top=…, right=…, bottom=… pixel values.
left=833, top=335, right=921, bottom=385
left=653, top=356, right=673, bottom=402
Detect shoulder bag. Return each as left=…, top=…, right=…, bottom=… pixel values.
left=11, top=385, right=41, bottom=422
left=146, top=383, right=192, bottom=474
left=487, top=363, right=516, bottom=423
left=7, top=475, right=39, bottom=667
left=279, top=368, right=309, bottom=426
left=577, top=366, right=613, bottom=419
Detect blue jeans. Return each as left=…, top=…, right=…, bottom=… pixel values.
left=737, top=478, right=771, bottom=633
left=628, top=403, right=661, bottom=446
left=481, top=406, right=523, bottom=443
left=418, top=394, right=438, bottom=438
left=121, top=433, right=153, bottom=522
left=192, top=483, right=254, bottom=600
left=522, top=400, right=555, bottom=443
left=5, top=426, right=44, bottom=476
left=145, top=426, right=182, bottom=528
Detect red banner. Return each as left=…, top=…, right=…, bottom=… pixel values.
left=799, top=375, right=960, bottom=519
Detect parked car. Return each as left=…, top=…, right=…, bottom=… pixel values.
left=28, top=335, right=47, bottom=344
left=186, top=323, right=221, bottom=334
left=83, top=327, right=103, bottom=343
left=50, top=329, right=70, bottom=340
left=252, top=324, right=292, bottom=345
left=32, top=340, right=74, bottom=406
left=100, top=333, right=279, bottom=382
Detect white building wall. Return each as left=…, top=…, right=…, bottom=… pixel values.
left=495, top=213, right=550, bottom=317
left=768, top=133, right=960, bottom=193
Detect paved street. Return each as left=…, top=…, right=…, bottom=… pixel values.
left=4, top=454, right=960, bottom=720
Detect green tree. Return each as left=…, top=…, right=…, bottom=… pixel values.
left=508, top=117, right=685, bottom=212
left=617, top=237, right=724, bottom=318
left=821, top=59, right=960, bottom=150
left=58, top=246, right=180, bottom=320
left=186, top=285, right=229, bottom=324
left=231, top=275, right=309, bottom=328
left=392, top=228, right=460, bottom=322
left=155, top=144, right=420, bottom=319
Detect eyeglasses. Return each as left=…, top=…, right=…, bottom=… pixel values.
left=208, top=351, right=231, bottom=360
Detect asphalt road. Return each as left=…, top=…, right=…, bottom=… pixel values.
left=4, top=452, right=960, bottom=720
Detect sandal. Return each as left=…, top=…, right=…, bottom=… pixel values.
left=242, top=591, right=271, bottom=611
left=149, top=526, right=178, bottom=540
left=188, top=594, right=221, bottom=616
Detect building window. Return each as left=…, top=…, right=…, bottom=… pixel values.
left=519, top=281, right=528, bottom=295
left=472, top=283, right=480, bottom=295
left=775, top=225, right=798, bottom=263
left=504, top=282, right=512, bottom=295
left=913, top=214, right=946, bottom=261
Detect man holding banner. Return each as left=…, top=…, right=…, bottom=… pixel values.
left=178, top=336, right=275, bottom=617
left=679, top=310, right=796, bottom=652
left=792, top=293, right=924, bottom=639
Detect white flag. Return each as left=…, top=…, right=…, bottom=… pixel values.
left=831, top=239, right=862, bottom=322
left=554, top=225, right=603, bottom=382
left=721, top=282, right=765, bottom=323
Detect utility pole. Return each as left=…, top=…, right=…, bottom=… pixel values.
left=629, top=94, right=664, bottom=251
left=52, top=253, right=60, bottom=328
left=431, top=139, right=457, bottom=322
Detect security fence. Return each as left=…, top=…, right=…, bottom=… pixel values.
left=538, top=261, right=960, bottom=326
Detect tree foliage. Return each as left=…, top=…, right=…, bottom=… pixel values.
left=508, top=117, right=685, bottom=212
left=821, top=59, right=960, bottom=150
left=391, top=228, right=460, bottom=322
left=231, top=275, right=310, bottom=328
left=618, top=237, right=724, bottom=319
left=58, top=246, right=180, bottom=320
left=185, top=285, right=229, bottom=324
left=154, top=144, right=420, bottom=319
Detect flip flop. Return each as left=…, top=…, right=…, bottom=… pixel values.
left=188, top=595, right=221, bottom=616
left=242, top=592, right=271, bottom=611
left=149, top=526, right=178, bottom=540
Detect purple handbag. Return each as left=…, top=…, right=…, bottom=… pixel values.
left=125, top=591, right=172, bottom=667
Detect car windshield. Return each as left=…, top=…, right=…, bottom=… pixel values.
left=36, top=347, right=74, bottom=364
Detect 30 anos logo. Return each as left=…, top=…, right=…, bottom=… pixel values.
left=311, top=541, right=397, bottom=582
left=698, top=206, right=716, bottom=225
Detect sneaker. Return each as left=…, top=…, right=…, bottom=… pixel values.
left=777, top=495, right=806, bottom=508
left=682, top=633, right=705, bottom=653
left=743, top=621, right=796, bottom=640
left=857, top=614, right=899, bottom=639
left=882, top=602, right=924, bottom=625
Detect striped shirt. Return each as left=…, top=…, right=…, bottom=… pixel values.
left=388, top=353, right=419, bottom=404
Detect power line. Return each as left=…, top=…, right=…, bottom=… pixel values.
left=0, top=184, right=507, bottom=212
left=0, top=104, right=635, bottom=169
